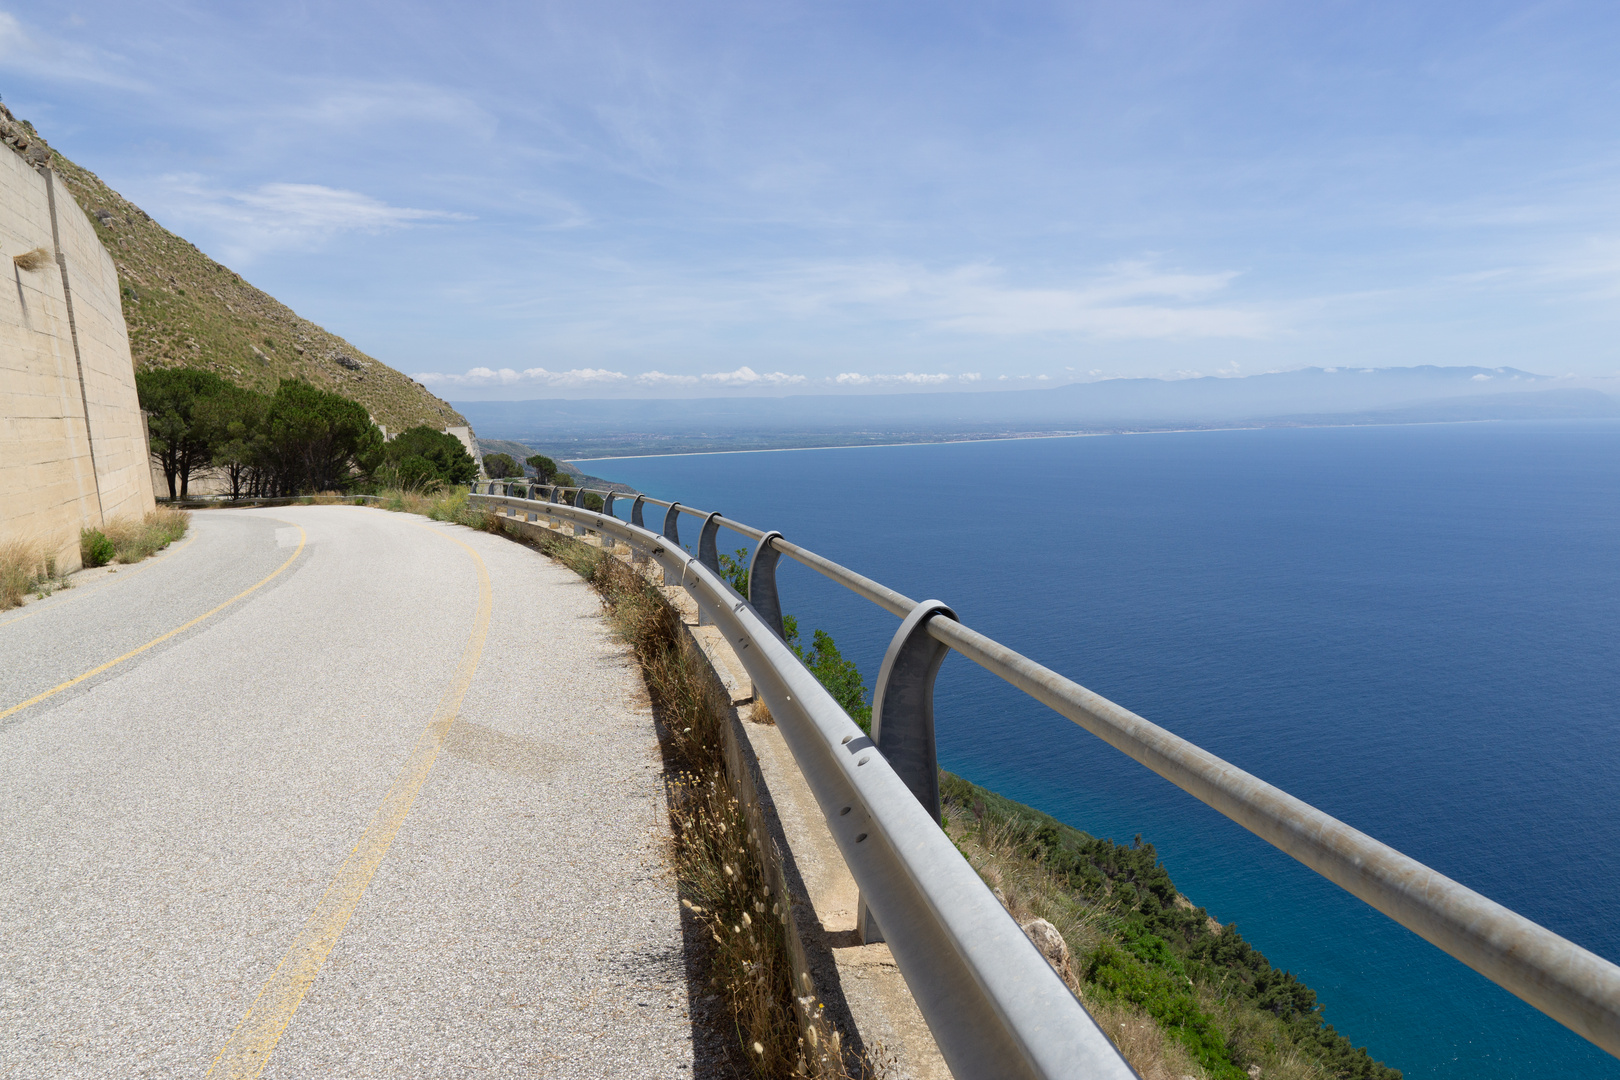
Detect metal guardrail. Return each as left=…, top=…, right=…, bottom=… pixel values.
left=471, top=480, right=1620, bottom=1077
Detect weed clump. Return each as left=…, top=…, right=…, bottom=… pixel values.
left=0, top=539, right=66, bottom=610
left=80, top=528, right=116, bottom=568
left=103, top=506, right=190, bottom=563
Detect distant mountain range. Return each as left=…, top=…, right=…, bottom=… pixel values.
left=455, top=366, right=1620, bottom=458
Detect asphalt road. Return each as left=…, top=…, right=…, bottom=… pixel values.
left=0, top=506, right=693, bottom=1078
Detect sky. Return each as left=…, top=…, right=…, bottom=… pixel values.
left=4, top=0, right=1620, bottom=398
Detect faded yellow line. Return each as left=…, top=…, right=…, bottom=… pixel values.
left=0, top=530, right=201, bottom=631
left=0, top=527, right=305, bottom=723
left=204, top=523, right=494, bottom=1080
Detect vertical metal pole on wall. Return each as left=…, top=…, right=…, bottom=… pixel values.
left=746, top=531, right=785, bottom=641
left=857, top=598, right=958, bottom=945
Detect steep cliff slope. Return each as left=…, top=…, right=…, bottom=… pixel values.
left=3, top=105, right=463, bottom=433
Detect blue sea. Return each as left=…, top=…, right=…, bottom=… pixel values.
left=596, top=420, right=1620, bottom=1078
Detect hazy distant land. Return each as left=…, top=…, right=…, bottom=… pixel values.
left=457, top=366, right=1620, bottom=460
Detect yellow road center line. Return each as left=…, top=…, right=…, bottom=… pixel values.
left=0, top=530, right=201, bottom=630
left=204, top=524, right=494, bottom=1080
left=0, top=527, right=305, bottom=723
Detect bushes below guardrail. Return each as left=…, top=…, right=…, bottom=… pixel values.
left=940, top=772, right=1402, bottom=1080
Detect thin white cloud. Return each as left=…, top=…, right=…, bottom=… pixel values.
left=754, top=259, right=1270, bottom=340
left=420, top=365, right=811, bottom=389
left=0, top=12, right=145, bottom=89
left=151, top=174, right=470, bottom=260
left=700, top=366, right=806, bottom=386
left=834, top=372, right=954, bottom=386
left=416, top=366, right=628, bottom=387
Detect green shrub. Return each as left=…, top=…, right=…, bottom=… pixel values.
left=382, top=426, right=477, bottom=487
left=395, top=453, right=439, bottom=490
left=525, top=453, right=560, bottom=481
left=80, top=528, right=116, bottom=567
left=483, top=451, right=520, bottom=479
left=784, top=615, right=872, bottom=732
left=717, top=546, right=750, bottom=596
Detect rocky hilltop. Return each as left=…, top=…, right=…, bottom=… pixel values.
left=3, top=105, right=463, bottom=433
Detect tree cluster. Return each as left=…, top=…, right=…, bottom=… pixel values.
left=136, top=369, right=476, bottom=498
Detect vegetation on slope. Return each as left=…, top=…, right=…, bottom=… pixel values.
left=15, top=110, right=463, bottom=434
left=940, top=773, right=1401, bottom=1080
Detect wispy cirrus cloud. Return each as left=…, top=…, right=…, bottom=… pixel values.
left=762, top=259, right=1269, bottom=340
left=415, top=364, right=808, bottom=389
left=0, top=11, right=145, bottom=89
left=147, top=175, right=470, bottom=261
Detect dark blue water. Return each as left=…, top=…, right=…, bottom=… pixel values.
left=597, top=421, right=1620, bottom=1078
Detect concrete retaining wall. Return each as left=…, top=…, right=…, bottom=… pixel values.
left=0, top=148, right=154, bottom=566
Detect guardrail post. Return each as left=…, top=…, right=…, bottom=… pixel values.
left=629, top=496, right=648, bottom=564
left=600, top=493, right=617, bottom=552
left=572, top=489, right=588, bottom=537
left=747, top=531, right=785, bottom=641
left=698, top=512, right=723, bottom=573
left=858, top=599, right=958, bottom=944
left=694, top=512, right=725, bottom=624
left=662, top=502, right=681, bottom=545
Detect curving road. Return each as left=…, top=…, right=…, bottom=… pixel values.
left=0, top=506, right=694, bottom=1078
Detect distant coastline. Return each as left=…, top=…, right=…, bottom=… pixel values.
left=567, top=415, right=1549, bottom=463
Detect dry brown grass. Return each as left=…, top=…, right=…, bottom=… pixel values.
left=1083, top=998, right=1210, bottom=1080
left=102, top=506, right=190, bottom=563
left=0, top=537, right=64, bottom=610
left=12, top=246, right=52, bottom=272
left=571, top=540, right=843, bottom=1076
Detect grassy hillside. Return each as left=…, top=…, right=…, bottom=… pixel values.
left=941, top=772, right=1401, bottom=1080
left=12, top=108, right=463, bottom=434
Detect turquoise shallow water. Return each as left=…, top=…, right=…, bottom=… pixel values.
left=594, top=420, right=1620, bottom=1078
